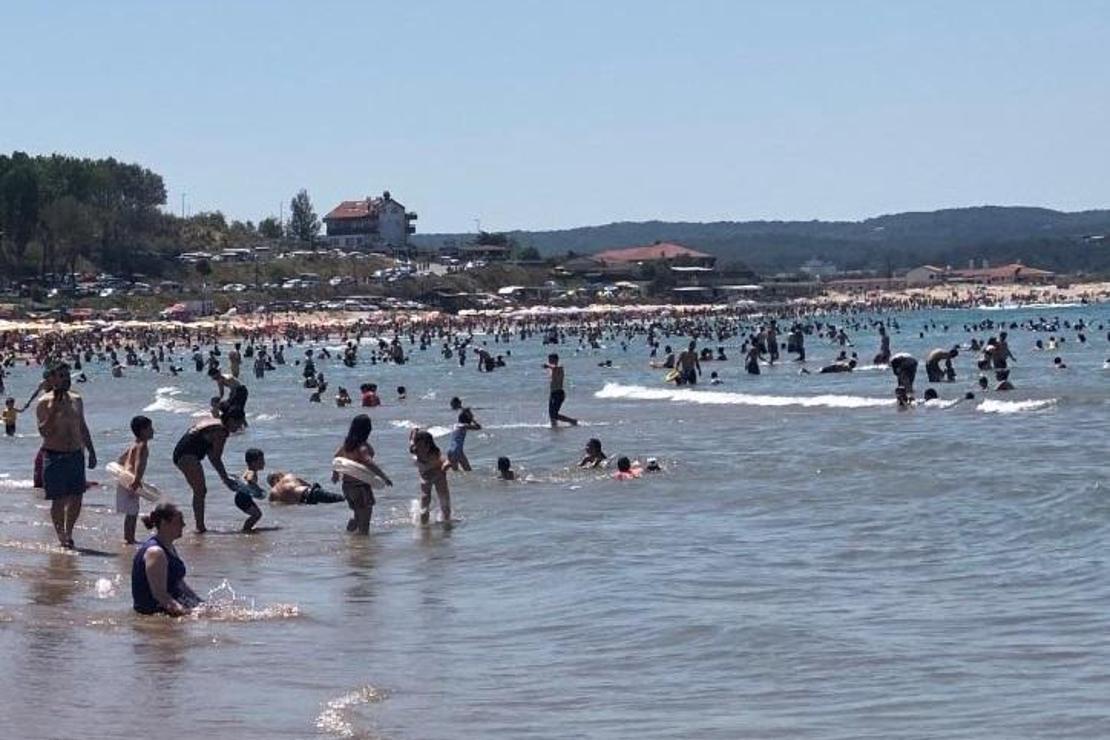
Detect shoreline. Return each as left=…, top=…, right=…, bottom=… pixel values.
left=1, top=282, right=1107, bottom=337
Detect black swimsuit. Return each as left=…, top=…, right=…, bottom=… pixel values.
left=172, top=427, right=213, bottom=464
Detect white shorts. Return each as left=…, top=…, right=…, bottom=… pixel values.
left=115, top=484, right=140, bottom=516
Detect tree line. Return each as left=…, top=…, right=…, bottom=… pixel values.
left=0, top=151, right=322, bottom=283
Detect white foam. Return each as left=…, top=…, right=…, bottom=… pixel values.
left=388, top=420, right=451, bottom=437
left=0, top=478, right=35, bottom=490
left=976, top=398, right=1057, bottom=414
left=143, top=388, right=203, bottom=415
left=253, top=413, right=280, bottom=422
left=594, top=382, right=893, bottom=409
left=315, top=685, right=389, bottom=738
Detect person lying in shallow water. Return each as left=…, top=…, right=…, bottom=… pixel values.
left=267, top=471, right=345, bottom=505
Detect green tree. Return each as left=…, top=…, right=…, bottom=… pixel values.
left=0, top=153, right=40, bottom=275
left=517, top=245, right=541, bottom=261
left=258, top=216, right=283, bottom=239
left=288, top=189, right=319, bottom=245
left=40, top=195, right=98, bottom=279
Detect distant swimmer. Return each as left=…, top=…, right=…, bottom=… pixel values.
left=496, top=456, right=516, bottom=481
left=744, top=343, right=761, bottom=375
left=890, top=352, right=918, bottom=394
left=579, top=438, right=608, bottom=468
left=544, top=353, right=578, bottom=428
left=819, top=359, right=857, bottom=374
left=612, top=456, right=642, bottom=480
left=925, top=347, right=959, bottom=383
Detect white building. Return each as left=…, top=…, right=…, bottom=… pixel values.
left=905, top=265, right=947, bottom=285
left=322, top=190, right=417, bottom=253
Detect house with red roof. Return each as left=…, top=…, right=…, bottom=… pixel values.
left=322, top=190, right=417, bottom=254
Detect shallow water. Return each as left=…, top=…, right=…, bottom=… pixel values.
left=1, top=306, right=1109, bottom=739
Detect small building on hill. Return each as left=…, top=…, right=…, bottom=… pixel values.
left=593, top=242, right=716, bottom=269
left=905, top=262, right=1055, bottom=286
left=323, top=190, right=417, bottom=254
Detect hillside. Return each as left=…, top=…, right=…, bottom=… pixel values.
left=412, top=206, right=1110, bottom=274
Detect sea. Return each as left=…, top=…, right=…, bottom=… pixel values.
left=1, top=304, right=1108, bottom=739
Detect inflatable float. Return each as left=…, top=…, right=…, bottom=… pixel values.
left=105, top=462, right=161, bottom=502
left=332, top=457, right=387, bottom=488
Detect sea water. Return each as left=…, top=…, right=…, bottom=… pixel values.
left=0, top=305, right=1108, bottom=739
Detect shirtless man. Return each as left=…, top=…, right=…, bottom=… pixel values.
left=925, top=347, right=959, bottom=383
left=35, top=362, right=97, bottom=548
left=228, top=343, right=242, bottom=378
left=266, top=471, right=344, bottom=505
left=675, top=341, right=701, bottom=385
left=544, top=353, right=578, bottom=428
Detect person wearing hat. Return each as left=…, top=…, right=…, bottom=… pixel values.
left=35, top=362, right=97, bottom=549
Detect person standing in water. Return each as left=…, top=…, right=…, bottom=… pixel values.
left=890, top=352, right=918, bottom=395
left=171, top=402, right=245, bottom=533
left=544, top=353, right=578, bottom=428
left=675, top=341, right=701, bottom=385
left=332, top=414, right=392, bottom=535
left=36, top=362, right=97, bottom=549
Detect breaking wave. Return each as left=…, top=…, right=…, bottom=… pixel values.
left=594, top=382, right=893, bottom=409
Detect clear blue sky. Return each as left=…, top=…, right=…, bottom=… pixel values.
left=2, top=1, right=1107, bottom=233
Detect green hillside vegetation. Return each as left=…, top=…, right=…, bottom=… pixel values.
left=414, top=206, right=1110, bottom=275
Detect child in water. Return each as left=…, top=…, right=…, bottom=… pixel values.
left=579, top=438, right=608, bottom=468
left=117, top=415, right=154, bottom=544
left=410, top=429, right=452, bottom=526
left=497, top=456, right=516, bottom=481
left=446, top=408, right=482, bottom=472
left=238, top=448, right=266, bottom=533
left=612, top=456, right=642, bottom=480
left=2, top=397, right=17, bottom=436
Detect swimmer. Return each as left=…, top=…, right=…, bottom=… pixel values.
left=396, top=385, right=407, bottom=401
left=544, top=353, right=578, bottom=428
left=1053, top=356, right=1067, bottom=370
left=335, top=387, right=352, bottom=407
left=644, top=457, right=662, bottom=473
left=709, top=371, right=722, bottom=385
left=612, top=456, right=642, bottom=480
left=579, top=438, right=608, bottom=468
left=890, top=352, right=918, bottom=393
left=3, top=396, right=17, bottom=436
left=895, top=385, right=913, bottom=410
left=497, top=456, right=516, bottom=481
left=359, top=383, right=381, bottom=407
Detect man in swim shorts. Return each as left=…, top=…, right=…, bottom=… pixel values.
left=35, top=362, right=97, bottom=549
left=544, top=353, right=577, bottom=428
left=675, top=341, right=701, bottom=385
left=890, top=352, right=918, bottom=394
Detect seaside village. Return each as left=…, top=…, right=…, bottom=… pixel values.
left=0, top=187, right=1070, bottom=322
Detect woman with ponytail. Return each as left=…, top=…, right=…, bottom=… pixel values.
left=131, top=503, right=201, bottom=616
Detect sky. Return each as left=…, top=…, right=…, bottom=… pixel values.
left=2, top=1, right=1108, bottom=233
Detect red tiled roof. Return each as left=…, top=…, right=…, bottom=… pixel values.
left=593, top=242, right=713, bottom=264
left=324, top=199, right=379, bottom=221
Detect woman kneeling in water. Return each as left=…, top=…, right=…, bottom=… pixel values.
left=132, top=503, right=201, bottom=616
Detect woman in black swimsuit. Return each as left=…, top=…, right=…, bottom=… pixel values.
left=172, top=402, right=245, bottom=532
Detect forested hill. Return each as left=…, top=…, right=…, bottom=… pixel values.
left=413, top=206, right=1110, bottom=274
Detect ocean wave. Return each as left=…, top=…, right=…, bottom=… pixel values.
left=976, top=398, right=1057, bottom=414
left=388, top=420, right=452, bottom=437
left=0, top=478, right=35, bottom=490
left=143, top=387, right=203, bottom=414
left=594, top=382, right=893, bottom=409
